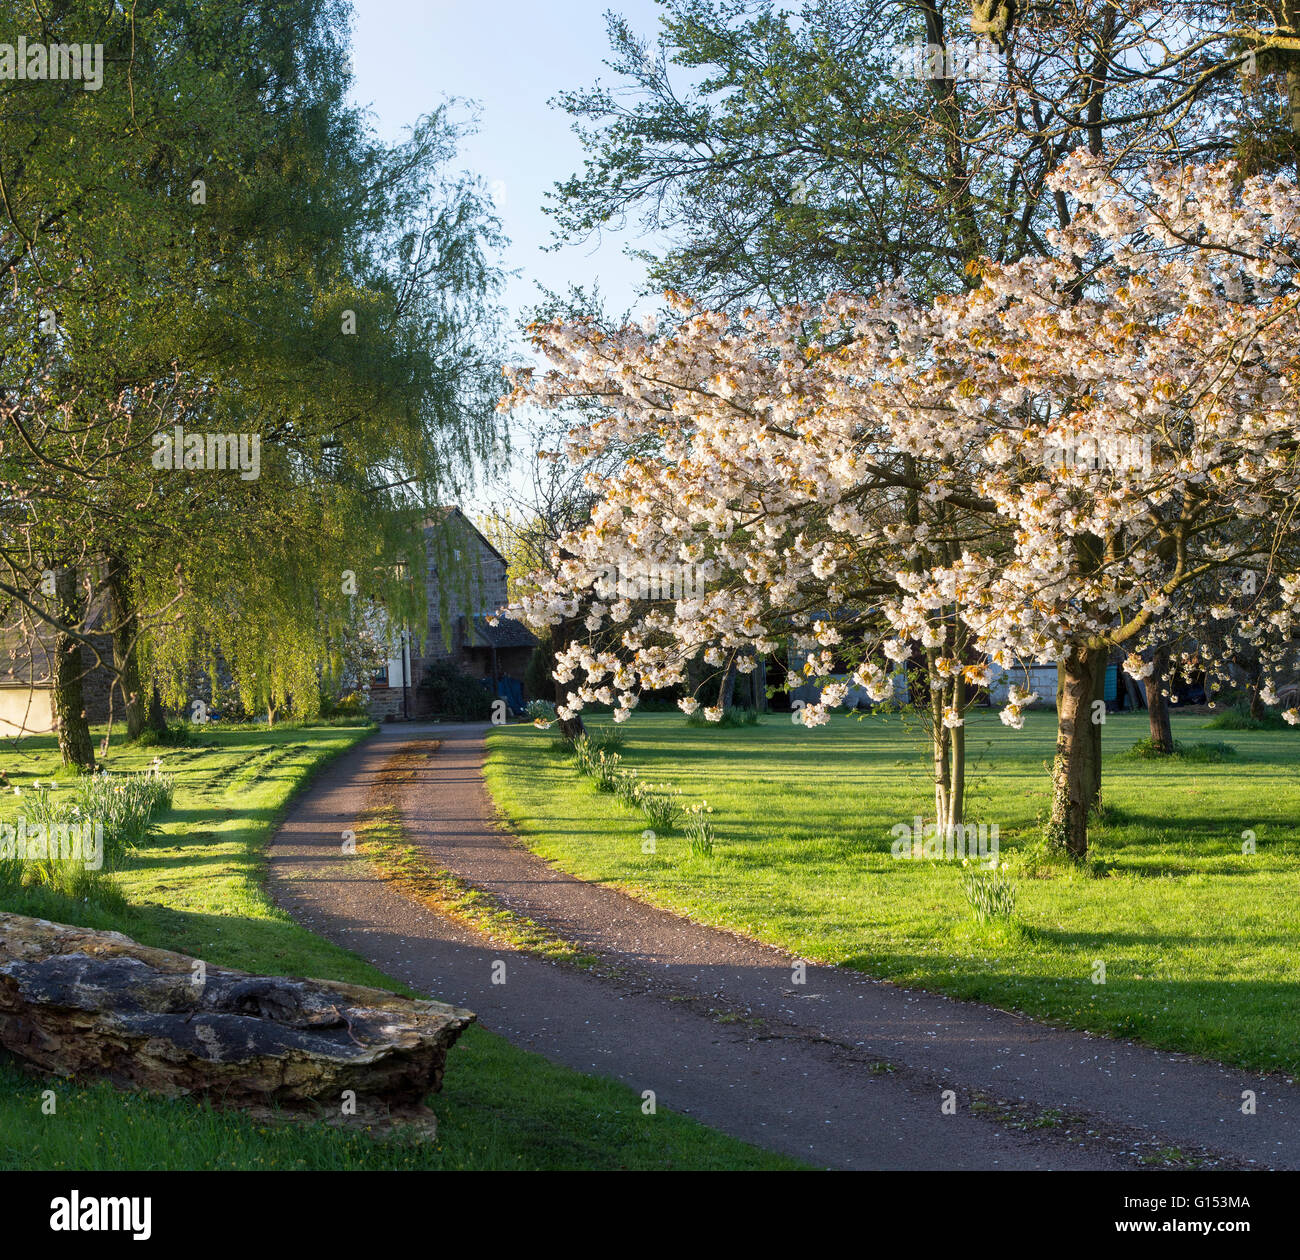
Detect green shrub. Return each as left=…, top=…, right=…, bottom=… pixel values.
left=319, top=689, right=368, bottom=719
left=417, top=661, right=495, bottom=721
left=134, top=721, right=192, bottom=747
left=523, top=636, right=553, bottom=702
left=525, top=699, right=557, bottom=725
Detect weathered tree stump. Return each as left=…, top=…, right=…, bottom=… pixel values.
left=0, top=913, right=474, bottom=1134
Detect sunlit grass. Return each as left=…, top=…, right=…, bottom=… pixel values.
left=0, top=724, right=798, bottom=1170
left=485, top=710, right=1300, bottom=1074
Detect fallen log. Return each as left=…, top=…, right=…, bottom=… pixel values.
left=0, top=913, right=474, bottom=1133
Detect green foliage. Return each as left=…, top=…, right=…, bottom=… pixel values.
left=1203, top=701, right=1295, bottom=731
left=134, top=722, right=194, bottom=748
left=683, top=802, right=717, bottom=858
left=1124, top=738, right=1239, bottom=763
left=1, top=0, right=505, bottom=738
left=320, top=690, right=370, bottom=720
left=961, top=866, right=1018, bottom=924
left=524, top=638, right=555, bottom=702
left=549, top=1, right=1253, bottom=311
left=525, top=698, right=558, bottom=724
left=417, top=661, right=494, bottom=721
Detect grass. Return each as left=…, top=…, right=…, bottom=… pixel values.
left=360, top=803, right=601, bottom=971
left=0, top=724, right=800, bottom=1170
left=484, top=709, right=1300, bottom=1075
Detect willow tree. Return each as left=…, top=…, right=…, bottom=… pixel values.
left=1, top=0, right=503, bottom=763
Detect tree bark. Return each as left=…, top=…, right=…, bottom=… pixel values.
left=553, top=615, right=585, bottom=741
left=929, top=648, right=951, bottom=830
left=52, top=567, right=95, bottom=772
left=147, top=683, right=167, bottom=734
left=948, top=675, right=966, bottom=832
left=717, top=658, right=737, bottom=713
left=1089, top=651, right=1107, bottom=806
left=750, top=653, right=767, bottom=712
left=1248, top=664, right=1268, bottom=722
left=1049, top=646, right=1106, bottom=858
left=1146, top=645, right=1174, bottom=754
left=104, top=553, right=145, bottom=740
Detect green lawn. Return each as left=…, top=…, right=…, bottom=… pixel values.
left=484, top=710, right=1300, bottom=1075
left=0, top=725, right=798, bottom=1170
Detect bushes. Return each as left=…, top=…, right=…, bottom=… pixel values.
left=417, top=661, right=495, bottom=721
left=525, top=699, right=558, bottom=725
left=320, top=690, right=369, bottom=719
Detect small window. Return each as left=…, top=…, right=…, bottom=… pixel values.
left=373, top=665, right=389, bottom=686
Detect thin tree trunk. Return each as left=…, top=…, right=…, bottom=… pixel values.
left=1090, top=651, right=1107, bottom=807
left=930, top=648, right=950, bottom=830
left=948, top=675, right=966, bottom=831
left=1146, top=645, right=1174, bottom=754
left=104, top=552, right=145, bottom=740
left=52, top=566, right=95, bottom=772
left=1249, top=666, right=1268, bottom=722
left=718, top=658, right=737, bottom=713
left=751, top=653, right=766, bottom=712
left=553, top=615, right=585, bottom=741
left=1049, top=646, right=1106, bottom=858
left=147, top=683, right=167, bottom=734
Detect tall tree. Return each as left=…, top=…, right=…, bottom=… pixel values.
left=1, top=0, right=504, bottom=761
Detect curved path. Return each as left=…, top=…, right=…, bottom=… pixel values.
left=268, top=723, right=1299, bottom=1170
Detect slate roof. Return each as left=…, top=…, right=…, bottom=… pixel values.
left=462, top=615, right=537, bottom=650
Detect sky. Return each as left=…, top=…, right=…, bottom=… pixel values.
left=348, top=0, right=669, bottom=338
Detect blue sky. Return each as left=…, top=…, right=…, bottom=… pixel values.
left=349, top=0, right=669, bottom=337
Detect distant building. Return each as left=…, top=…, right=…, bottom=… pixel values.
left=364, top=509, right=537, bottom=721
left=0, top=602, right=114, bottom=736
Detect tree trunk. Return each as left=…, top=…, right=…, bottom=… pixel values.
left=1089, top=651, right=1107, bottom=807
left=929, top=646, right=948, bottom=829
left=718, top=658, right=737, bottom=713
left=1249, top=667, right=1268, bottom=722
left=104, top=553, right=145, bottom=740
left=750, top=654, right=767, bottom=712
left=1049, top=646, right=1106, bottom=858
left=553, top=615, right=585, bottom=741
left=1146, top=645, right=1174, bottom=754
left=948, top=676, right=966, bottom=832
left=147, top=683, right=167, bottom=734
left=52, top=566, right=95, bottom=772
